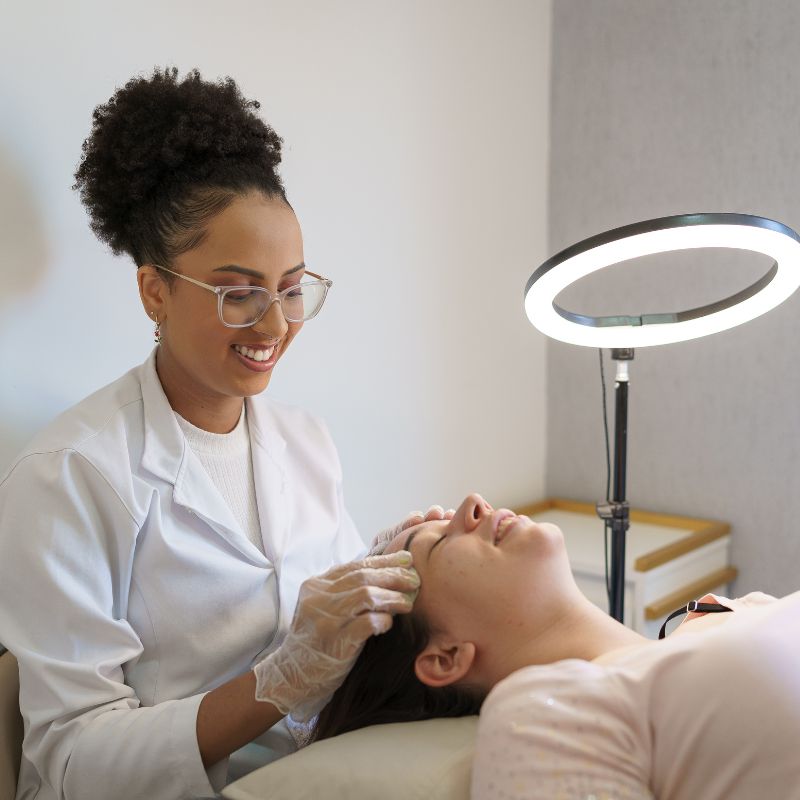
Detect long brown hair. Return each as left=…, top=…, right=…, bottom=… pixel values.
left=312, top=609, right=485, bottom=741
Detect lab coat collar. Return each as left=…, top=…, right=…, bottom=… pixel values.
left=139, top=348, right=186, bottom=486
left=245, top=394, right=290, bottom=568
left=245, top=394, right=287, bottom=463
left=139, top=348, right=289, bottom=565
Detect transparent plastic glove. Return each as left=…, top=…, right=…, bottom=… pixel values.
left=253, top=551, right=419, bottom=721
left=285, top=714, right=317, bottom=749
left=367, top=505, right=456, bottom=556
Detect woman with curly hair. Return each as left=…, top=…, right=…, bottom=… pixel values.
left=0, top=68, right=435, bottom=800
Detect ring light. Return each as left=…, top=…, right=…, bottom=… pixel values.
left=525, top=213, right=800, bottom=348
left=524, top=212, right=800, bottom=625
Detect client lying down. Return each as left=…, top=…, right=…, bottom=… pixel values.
left=313, top=493, right=800, bottom=800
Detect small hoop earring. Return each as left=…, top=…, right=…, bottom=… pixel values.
left=152, top=313, right=162, bottom=345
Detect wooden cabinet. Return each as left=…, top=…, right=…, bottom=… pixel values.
left=514, top=498, right=737, bottom=639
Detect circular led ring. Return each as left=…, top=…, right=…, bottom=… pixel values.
left=524, top=213, right=800, bottom=348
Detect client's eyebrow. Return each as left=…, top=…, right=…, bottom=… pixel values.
left=404, top=528, right=444, bottom=562
left=404, top=529, right=422, bottom=554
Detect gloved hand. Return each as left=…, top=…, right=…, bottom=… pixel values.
left=367, top=504, right=456, bottom=556
left=253, top=551, right=420, bottom=721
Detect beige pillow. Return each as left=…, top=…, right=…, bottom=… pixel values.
left=222, top=716, right=478, bottom=800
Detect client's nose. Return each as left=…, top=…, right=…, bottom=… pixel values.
left=457, top=493, right=493, bottom=532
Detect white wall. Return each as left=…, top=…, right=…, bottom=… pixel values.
left=0, top=0, right=551, bottom=540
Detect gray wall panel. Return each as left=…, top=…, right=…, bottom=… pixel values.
left=548, top=0, right=800, bottom=594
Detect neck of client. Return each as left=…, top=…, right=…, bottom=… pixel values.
left=475, top=591, right=650, bottom=688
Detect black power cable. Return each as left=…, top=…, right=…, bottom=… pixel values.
left=598, top=349, right=612, bottom=608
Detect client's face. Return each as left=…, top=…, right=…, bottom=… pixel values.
left=384, top=493, right=576, bottom=686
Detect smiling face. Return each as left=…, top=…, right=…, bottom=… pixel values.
left=138, top=190, right=305, bottom=431
left=385, top=493, right=580, bottom=688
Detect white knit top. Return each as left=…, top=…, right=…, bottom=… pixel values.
left=174, top=407, right=265, bottom=556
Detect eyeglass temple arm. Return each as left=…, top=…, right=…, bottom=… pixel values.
left=151, top=264, right=216, bottom=292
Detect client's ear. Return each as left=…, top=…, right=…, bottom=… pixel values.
left=414, top=638, right=476, bottom=687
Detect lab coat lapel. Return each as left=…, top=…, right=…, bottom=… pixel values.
left=246, top=396, right=292, bottom=572
left=172, top=447, right=269, bottom=564
left=138, top=349, right=268, bottom=564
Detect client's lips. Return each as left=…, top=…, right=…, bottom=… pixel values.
left=493, top=510, right=517, bottom=544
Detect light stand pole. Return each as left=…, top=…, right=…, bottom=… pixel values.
left=597, top=348, right=633, bottom=622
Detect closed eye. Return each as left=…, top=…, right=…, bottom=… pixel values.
left=224, top=288, right=261, bottom=303
left=428, top=535, right=446, bottom=557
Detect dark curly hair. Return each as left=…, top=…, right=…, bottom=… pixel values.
left=312, top=608, right=485, bottom=742
left=73, top=67, right=287, bottom=271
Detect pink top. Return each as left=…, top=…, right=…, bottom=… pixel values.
left=471, top=591, right=800, bottom=799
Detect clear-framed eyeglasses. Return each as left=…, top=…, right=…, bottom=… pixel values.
left=151, top=265, right=332, bottom=327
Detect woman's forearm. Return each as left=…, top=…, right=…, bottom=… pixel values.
left=196, top=669, right=285, bottom=767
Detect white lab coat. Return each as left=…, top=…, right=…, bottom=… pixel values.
left=0, top=349, right=364, bottom=800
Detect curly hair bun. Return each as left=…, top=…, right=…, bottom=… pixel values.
left=74, top=67, right=286, bottom=263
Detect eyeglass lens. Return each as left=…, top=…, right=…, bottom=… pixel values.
left=220, top=281, right=327, bottom=325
